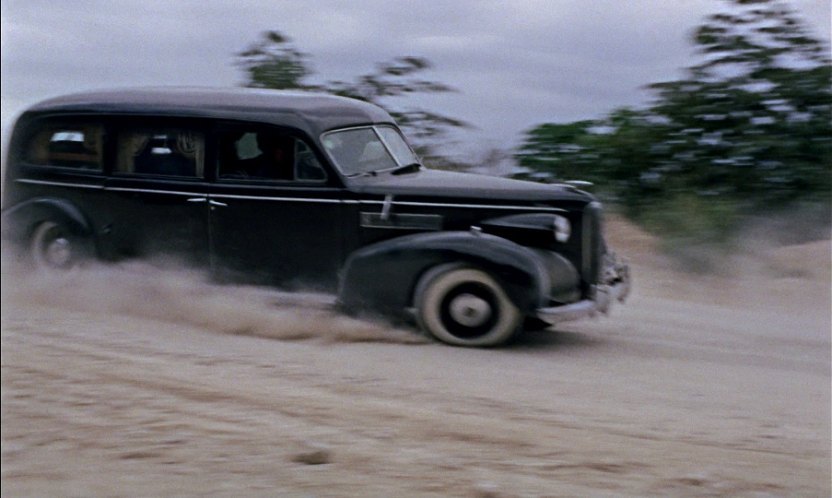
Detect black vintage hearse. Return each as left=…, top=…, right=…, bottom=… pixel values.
left=2, top=87, right=630, bottom=346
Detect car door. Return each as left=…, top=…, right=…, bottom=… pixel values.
left=208, top=125, right=345, bottom=290
left=102, top=121, right=211, bottom=265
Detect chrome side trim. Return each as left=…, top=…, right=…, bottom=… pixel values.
left=16, top=178, right=104, bottom=190
left=360, top=212, right=443, bottom=230
left=210, top=193, right=343, bottom=204
left=107, top=187, right=208, bottom=197
left=16, top=178, right=570, bottom=213
left=360, top=199, right=568, bottom=213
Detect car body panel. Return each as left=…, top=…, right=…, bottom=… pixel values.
left=2, top=87, right=631, bottom=340
left=208, top=181, right=346, bottom=288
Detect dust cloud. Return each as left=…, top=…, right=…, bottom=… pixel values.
left=2, top=217, right=829, bottom=496
left=1, top=256, right=427, bottom=345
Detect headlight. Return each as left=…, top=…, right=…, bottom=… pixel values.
left=553, top=214, right=571, bottom=243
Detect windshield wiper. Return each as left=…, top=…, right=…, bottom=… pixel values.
left=390, top=162, right=422, bottom=175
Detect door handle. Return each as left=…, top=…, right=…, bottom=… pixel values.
left=187, top=197, right=226, bottom=207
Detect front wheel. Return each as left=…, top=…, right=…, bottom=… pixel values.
left=414, top=266, right=522, bottom=347
left=30, top=221, right=89, bottom=271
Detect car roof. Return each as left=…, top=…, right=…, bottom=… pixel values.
left=24, top=87, right=396, bottom=137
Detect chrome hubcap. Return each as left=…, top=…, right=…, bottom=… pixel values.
left=45, top=237, right=72, bottom=267
left=448, top=293, right=492, bottom=327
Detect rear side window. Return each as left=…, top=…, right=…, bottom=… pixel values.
left=25, top=124, right=104, bottom=170
left=116, top=128, right=205, bottom=178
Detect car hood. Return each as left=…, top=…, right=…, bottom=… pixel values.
left=347, top=169, right=593, bottom=204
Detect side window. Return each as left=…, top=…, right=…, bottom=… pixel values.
left=295, top=140, right=327, bottom=181
left=25, top=123, right=104, bottom=170
left=218, top=130, right=327, bottom=182
left=116, top=128, right=204, bottom=178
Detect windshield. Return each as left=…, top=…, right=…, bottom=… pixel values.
left=321, top=125, right=419, bottom=177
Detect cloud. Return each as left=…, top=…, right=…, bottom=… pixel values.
left=2, top=0, right=828, bottom=149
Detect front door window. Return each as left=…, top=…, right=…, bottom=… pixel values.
left=218, top=130, right=326, bottom=182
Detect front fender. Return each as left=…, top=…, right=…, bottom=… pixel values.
left=338, top=231, right=552, bottom=314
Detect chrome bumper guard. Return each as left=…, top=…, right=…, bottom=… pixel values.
left=536, top=253, right=631, bottom=325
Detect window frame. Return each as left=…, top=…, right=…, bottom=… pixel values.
left=111, top=121, right=207, bottom=180
left=213, top=123, right=332, bottom=186
left=19, top=117, right=107, bottom=173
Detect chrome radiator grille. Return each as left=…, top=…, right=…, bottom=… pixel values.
left=581, top=201, right=604, bottom=286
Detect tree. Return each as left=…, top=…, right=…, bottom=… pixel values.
left=646, top=0, right=831, bottom=205
left=237, top=31, right=312, bottom=90
left=516, top=0, right=831, bottom=245
left=235, top=31, right=469, bottom=161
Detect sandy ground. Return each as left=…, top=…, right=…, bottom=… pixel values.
left=1, top=220, right=830, bottom=497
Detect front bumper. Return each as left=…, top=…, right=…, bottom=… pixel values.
left=535, top=252, right=631, bottom=325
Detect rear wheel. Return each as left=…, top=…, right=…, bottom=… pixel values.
left=415, top=266, right=521, bottom=347
left=30, top=221, right=88, bottom=271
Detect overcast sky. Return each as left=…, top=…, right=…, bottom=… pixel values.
left=1, top=0, right=829, bottom=156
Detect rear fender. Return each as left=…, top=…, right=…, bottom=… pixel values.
left=2, top=197, right=93, bottom=244
left=338, top=231, right=551, bottom=314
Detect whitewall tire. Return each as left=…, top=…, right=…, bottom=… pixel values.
left=415, top=265, right=521, bottom=347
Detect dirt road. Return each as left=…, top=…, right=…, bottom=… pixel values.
left=2, top=228, right=830, bottom=497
